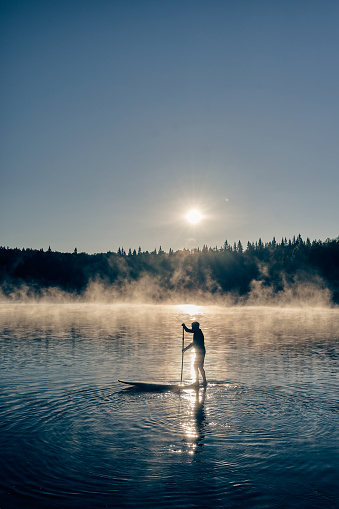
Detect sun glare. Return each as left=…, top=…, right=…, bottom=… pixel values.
left=176, top=304, right=203, bottom=316
left=186, top=209, right=202, bottom=224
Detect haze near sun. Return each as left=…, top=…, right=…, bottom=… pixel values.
left=186, top=209, right=202, bottom=224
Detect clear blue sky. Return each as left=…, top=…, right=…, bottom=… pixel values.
left=1, top=0, right=338, bottom=253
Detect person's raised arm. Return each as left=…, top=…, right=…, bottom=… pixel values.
left=182, top=323, right=193, bottom=333
left=182, top=323, right=194, bottom=351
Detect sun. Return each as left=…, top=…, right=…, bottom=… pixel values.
left=186, top=209, right=202, bottom=224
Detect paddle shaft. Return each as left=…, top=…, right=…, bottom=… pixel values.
left=180, top=327, right=184, bottom=383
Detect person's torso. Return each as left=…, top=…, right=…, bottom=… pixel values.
left=193, top=329, right=205, bottom=351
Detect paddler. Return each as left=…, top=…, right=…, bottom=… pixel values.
left=182, top=321, right=207, bottom=386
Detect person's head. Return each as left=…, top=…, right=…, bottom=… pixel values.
left=191, top=321, right=200, bottom=331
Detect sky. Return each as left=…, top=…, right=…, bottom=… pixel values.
left=1, top=0, right=338, bottom=254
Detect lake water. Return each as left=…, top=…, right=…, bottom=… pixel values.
left=0, top=303, right=338, bottom=509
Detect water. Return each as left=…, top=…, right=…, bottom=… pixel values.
left=0, top=303, right=338, bottom=509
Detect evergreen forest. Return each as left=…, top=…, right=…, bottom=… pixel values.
left=1, top=235, right=338, bottom=305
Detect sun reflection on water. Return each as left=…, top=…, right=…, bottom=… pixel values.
left=181, top=387, right=207, bottom=455
left=176, top=304, right=204, bottom=318
left=190, top=352, right=196, bottom=381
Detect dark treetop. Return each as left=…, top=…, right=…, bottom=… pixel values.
left=1, top=235, right=338, bottom=304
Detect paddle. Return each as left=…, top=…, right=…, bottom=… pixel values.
left=180, top=326, right=184, bottom=384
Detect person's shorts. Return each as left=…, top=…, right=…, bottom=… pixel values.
left=194, top=349, right=205, bottom=367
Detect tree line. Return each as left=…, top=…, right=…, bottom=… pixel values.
left=0, top=235, right=338, bottom=304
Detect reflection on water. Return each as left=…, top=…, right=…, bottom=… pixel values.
left=0, top=303, right=338, bottom=508
left=176, top=303, right=204, bottom=320
left=181, top=387, right=207, bottom=455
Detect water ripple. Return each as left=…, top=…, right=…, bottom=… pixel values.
left=1, top=305, right=338, bottom=508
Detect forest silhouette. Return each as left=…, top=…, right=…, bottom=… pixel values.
left=0, top=235, right=338, bottom=304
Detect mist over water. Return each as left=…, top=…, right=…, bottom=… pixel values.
left=0, top=272, right=334, bottom=308
left=2, top=236, right=338, bottom=307
left=1, top=303, right=338, bottom=508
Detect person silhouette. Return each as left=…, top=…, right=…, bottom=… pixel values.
left=182, top=322, right=207, bottom=386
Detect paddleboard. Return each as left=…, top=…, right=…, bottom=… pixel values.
left=118, top=380, right=203, bottom=391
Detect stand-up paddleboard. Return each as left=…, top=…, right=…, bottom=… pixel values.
left=118, top=380, right=203, bottom=392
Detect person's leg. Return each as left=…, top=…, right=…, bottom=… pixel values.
left=199, top=365, right=207, bottom=385
left=193, top=363, right=199, bottom=384
left=195, top=354, right=207, bottom=385
left=199, top=353, right=207, bottom=385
